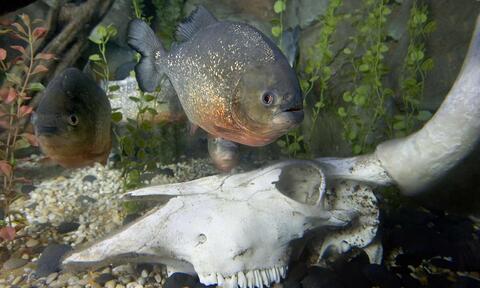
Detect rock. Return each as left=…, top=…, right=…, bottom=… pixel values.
left=36, top=244, right=72, bottom=277
left=56, top=222, right=80, bottom=234
left=82, top=175, right=97, bottom=182
left=25, top=238, right=39, bottom=248
left=105, top=280, right=117, bottom=288
left=159, top=168, right=175, bottom=177
left=164, top=273, right=198, bottom=288
left=2, top=257, right=28, bottom=270
left=21, top=184, right=36, bottom=194
left=46, top=272, right=59, bottom=285
left=301, top=267, right=343, bottom=288
left=96, top=273, right=115, bottom=285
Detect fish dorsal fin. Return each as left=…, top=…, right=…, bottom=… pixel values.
left=176, top=5, right=217, bottom=42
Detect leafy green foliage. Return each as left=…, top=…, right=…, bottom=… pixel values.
left=153, top=0, right=185, bottom=49
left=0, top=15, right=53, bottom=239
left=301, top=0, right=343, bottom=155
left=113, top=85, right=184, bottom=189
left=88, top=24, right=118, bottom=83
left=271, top=0, right=287, bottom=39
left=394, top=1, right=435, bottom=137
left=339, top=0, right=393, bottom=155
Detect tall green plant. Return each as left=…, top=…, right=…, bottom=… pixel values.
left=153, top=0, right=184, bottom=49
left=338, top=0, right=393, bottom=154
left=393, top=1, right=435, bottom=137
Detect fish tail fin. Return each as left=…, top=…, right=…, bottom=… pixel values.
left=127, top=19, right=166, bottom=92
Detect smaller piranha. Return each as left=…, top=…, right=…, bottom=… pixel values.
left=207, top=136, right=239, bottom=172
left=33, top=67, right=112, bottom=168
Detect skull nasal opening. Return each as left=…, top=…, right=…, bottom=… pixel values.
left=274, top=163, right=325, bottom=205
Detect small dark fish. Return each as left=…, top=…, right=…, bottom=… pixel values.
left=208, top=136, right=239, bottom=172
left=33, top=68, right=112, bottom=168
left=128, top=6, right=304, bottom=147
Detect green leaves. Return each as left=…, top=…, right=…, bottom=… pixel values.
left=271, top=26, right=282, bottom=37
left=273, top=0, right=286, bottom=13
left=89, top=54, right=101, bottom=62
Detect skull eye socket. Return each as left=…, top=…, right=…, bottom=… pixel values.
left=274, top=163, right=325, bottom=206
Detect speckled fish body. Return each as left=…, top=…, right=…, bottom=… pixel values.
left=128, top=6, right=303, bottom=146
left=33, top=68, right=112, bottom=168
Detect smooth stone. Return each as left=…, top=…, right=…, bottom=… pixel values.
left=25, top=238, right=39, bottom=248
left=46, top=272, right=58, bottom=284
left=105, top=280, right=117, bottom=288
left=96, top=273, right=115, bottom=285
left=2, top=257, right=28, bottom=270
left=56, top=222, right=80, bottom=234
left=82, top=175, right=97, bottom=182
left=35, top=244, right=72, bottom=277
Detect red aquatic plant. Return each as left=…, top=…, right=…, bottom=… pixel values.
left=0, top=14, right=55, bottom=242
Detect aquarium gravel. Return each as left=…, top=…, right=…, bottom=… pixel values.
left=0, top=155, right=231, bottom=287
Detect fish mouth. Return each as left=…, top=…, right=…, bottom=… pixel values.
left=273, top=107, right=304, bottom=127
left=35, top=126, right=59, bottom=136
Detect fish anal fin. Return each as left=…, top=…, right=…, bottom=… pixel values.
left=176, top=5, right=217, bottom=42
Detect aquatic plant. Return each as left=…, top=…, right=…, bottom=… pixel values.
left=338, top=0, right=393, bottom=155
left=301, top=0, right=344, bottom=155
left=152, top=0, right=185, bottom=49
left=0, top=15, right=53, bottom=241
left=394, top=1, right=435, bottom=137
left=88, top=24, right=118, bottom=85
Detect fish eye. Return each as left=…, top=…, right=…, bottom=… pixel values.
left=261, top=92, right=275, bottom=106
left=67, top=114, right=79, bottom=126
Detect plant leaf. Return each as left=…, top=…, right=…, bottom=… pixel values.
left=4, top=87, right=17, bottom=104
left=273, top=0, right=286, bottom=13
left=11, top=22, right=26, bottom=36
left=32, top=64, right=48, bottom=75
left=33, top=27, right=47, bottom=39
left=35, top=53, right=56, bottom=60
left=88, top=54, right=102, bottom=62
left=0, top=160, right=12, bottom=178
left=10, top=45, right=25, bottom=55
left=28, top=82, right=45, bottom=92
left=19, top=105, right=33, bottom=117
left=0, top=48, right=6, bottom=61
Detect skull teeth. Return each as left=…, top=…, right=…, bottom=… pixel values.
left=198, top=266, right=288, bottom=288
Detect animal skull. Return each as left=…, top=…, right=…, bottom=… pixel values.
left=63, top=14, right=480, bottom=288
left=63, top=161, right=379, bottom=287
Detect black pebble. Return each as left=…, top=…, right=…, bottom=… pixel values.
left=95, top=273, right=115, bottom=285
left=36, top=244, right=72, bottom=277
left=301, top=266, right=344, bottom=288
left=164, top=273, right=198, bottom=288
left=82, top=175, right=97, bottom=182
left=362, top=264, right=402, bottom=288
left=56, top=222, right=80, bottom=234
left=159, top=168, right=175, bottom=177
left=21, top=184, right=36, bottom=194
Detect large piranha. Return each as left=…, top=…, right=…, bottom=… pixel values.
left=127, top=6, right=304, bottom=169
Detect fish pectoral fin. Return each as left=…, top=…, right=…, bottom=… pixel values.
left=188, top=122, right=200, bottom=135
left=176, top=5, right=217, bottom=42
